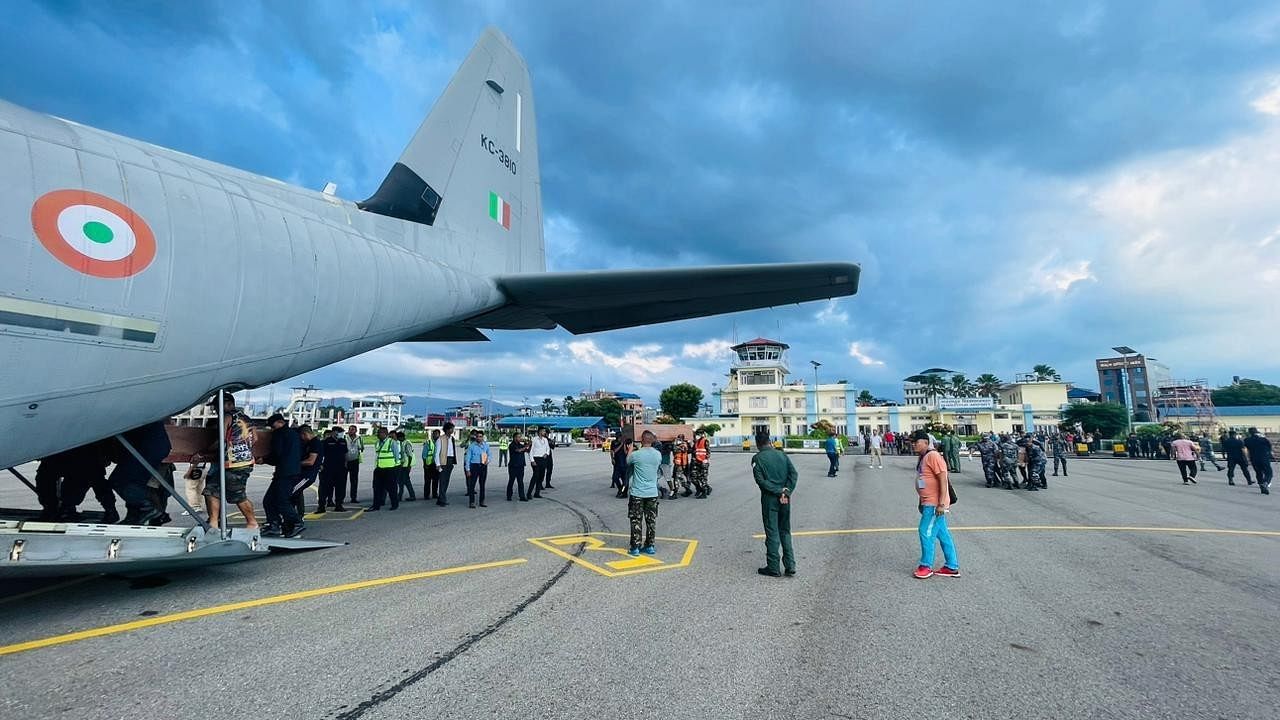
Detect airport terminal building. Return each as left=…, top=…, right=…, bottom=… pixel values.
left=696, top=338, right=1069, bottom=444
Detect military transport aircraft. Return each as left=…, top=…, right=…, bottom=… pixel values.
left=0, top=27, right=858, bottom=575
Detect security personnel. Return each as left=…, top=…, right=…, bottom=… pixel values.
left=998, top=435, right=1020, bottom=489
left=1222, top=430, right=1252, bottom=486
left=109, top=421, right=172, bottom=526
left=317, top=428, right=349, bottom=512
left=1050, top=434, right=1069, bottom=477
left=421, top=430, right=437, bottom=499
left=498, top=433, right=510, bottom=467
left=690, top=430, right=712, bottom=498
left=368, top=427, right=401, bottom=511
left=1025, top=436, right=1048, bottom=490
left=940, top=432, right=961, bottom=473
left=672, top=434, right=693, bottom=496
left=397, top=431, right=416, bottom=501
left=344, top=425, right=364, bottom=504
left=976, top=434, right=999, bottom=488
left=1243, top=427, right=1274, bottom=495
left=752, top=429, right=797, bottom=577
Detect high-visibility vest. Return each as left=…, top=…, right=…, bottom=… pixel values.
left=694, top=438, right=709, bottom=462
left=674, top=443, right=689, bottom=466
left=375, top=439, right=398, bottom=468
left=499, top=437, right=510, bottom=451
left=402, top=440, right=414, bottom=468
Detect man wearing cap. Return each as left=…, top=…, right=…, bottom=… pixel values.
left=752, top=429, right=797, bottom=577
left=1222, top=430, right=1253, bottom=486
left=912, top=429, right=959, bottom=579
left=260, top=414, right=304, bottom=537
left=200, top=396, right=257, bottom=530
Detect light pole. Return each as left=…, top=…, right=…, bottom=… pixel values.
left=809, top=360, right=822, bottom=389
left=1112, top=346, right=1137, bottom=437
left=488, top=384, right=495, bottom=429
left=711, top=382, right=719, bottom=415
left=521, top=395, right=529, bottom=436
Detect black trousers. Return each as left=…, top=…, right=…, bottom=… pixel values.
left=1251, top=460, right=1273, bottom=487
left=507, top=464, right=526, bottom=500
left=1177, top=460, right=1198, bottom=481
left=530, top=457, right=548, bottom=496
left=1053, top=455, right=1067, bottom=475
left=346, top=460, right=360, bottom=501
left=544, top=454, right=555, bottom=486
left=424, top=464, right=439, bottom=498
left=1227, top=458, right=1253, bottom=483
left=371, top=467, right=400, bottom=509
left=397, top=467, right=416, bottom=500
left=826, top=453, right=839, bottom=475
left=319, top=469, right=345, bottom=507
left=264, top=474, right=303, bottom=528
left=437, top=464, right=455, bottom=502
left=467, top=463, right=488, bottom=503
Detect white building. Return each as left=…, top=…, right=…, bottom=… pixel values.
left=349, top=395, right=404, bottom=434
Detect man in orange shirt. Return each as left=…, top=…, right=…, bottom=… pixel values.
left=912, top=429, right=959, bottom=579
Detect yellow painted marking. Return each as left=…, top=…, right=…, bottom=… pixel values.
left=527, top=532, right=697, bottom=577
left=0, top=558, right=526, bottom=658
left=752, top=525, right=1280, bottom=539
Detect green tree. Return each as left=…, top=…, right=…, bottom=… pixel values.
left=696, top=423, right=722, bottom=436
left=1032, top=364, right=1062, bottom=381
left=920, top=375, right=949, bottom=402
left=659, top=383, right=704, bottom=420
left=1060, top=402, right=1129, bottom=438
left=856, top=389, right=875, bottom=406
left=568, top=398, right=624, bottom=427
left=950, top=374, right=972, bottom=397
left=974, top=373, right=1002, bottom=399
left=807, top=419, right=837, bottom=438
left=541, top=398, right=558, bottom=414
left=1212, top=378, right=1280, bottom=407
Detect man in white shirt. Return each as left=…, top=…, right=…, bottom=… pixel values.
left=869, top=431, right=884, bottom=469
left=433, top=422, right=459, bottom=506
left=529, top=427, right=551, bottom=498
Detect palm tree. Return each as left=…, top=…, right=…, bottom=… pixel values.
left=541, top=398, right=557, bottom=414
left=974, top=373, right=1002, bottom=399
left=920, top=375, right=949, bottom=404
left=949, top=374, right=972, bottom=397
left=856, top=389, right=875, bottom=406
left=1032, top=364, right=1061, bottom=382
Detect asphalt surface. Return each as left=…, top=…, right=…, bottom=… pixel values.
left=2, top=448, right=1278, bottom=720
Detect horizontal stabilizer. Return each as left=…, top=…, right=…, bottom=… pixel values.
left=468, top=262, right=859, bottom=334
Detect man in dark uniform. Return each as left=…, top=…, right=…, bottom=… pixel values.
left=58, top=440, right=118, bottom=523
left=976, top=434, right=999, bottom=488
left=998, top=435, right=1020, bottom=489
left=1051, top=434, right=1069, bottom=477
left=260, top=414, right=305, bottom=537
left=293, top=425, right=323, bottom=517
left=1222, top=430, right=1252, bottom=486
left=109, top=421, right=172, bottom=525
left=940, top=432, right=962, bottom=473
left=752, top=430, right=798, bottom=577
left=318, top=428, right=349, bottom=512
left=1023, top=436, right=1047, bottom=490
left=1243, top=428, right=1273, bottom=495
left=1127, top=432, right=1140, bottom=459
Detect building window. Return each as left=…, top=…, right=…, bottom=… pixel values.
left=832, top=396, right=846, bottom=409
left=795, top=398, right=806, bottom=409
left=749, top=396, right=768, bottom=409
left=782, top=397, right=791, bottom=409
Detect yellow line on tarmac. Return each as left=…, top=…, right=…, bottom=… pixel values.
left=753, top=525, right=1280, bottom=539
left=0, top=558, right=527, bottom=658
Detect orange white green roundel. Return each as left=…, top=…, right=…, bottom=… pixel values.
left=31, top=189, right=157, bottom=279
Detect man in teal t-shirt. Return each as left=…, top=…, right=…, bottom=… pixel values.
left=626, top=431, right=662, bottom=556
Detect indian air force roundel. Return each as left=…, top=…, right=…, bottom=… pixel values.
left=31, top=189, right=157, bottom=278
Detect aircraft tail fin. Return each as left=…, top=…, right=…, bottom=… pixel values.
left=359, top=27, right=544, bottom=273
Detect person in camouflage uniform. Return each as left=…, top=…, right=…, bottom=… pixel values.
left=1050, top=434, right=1069, bottom=477
left=1024, top=436, right=1048, bottom=490
left=671, top=435, right=694, bottom=497
left=998, top=435, right=1020, bottom=489
left=977, top=434, right=1000, bottom=487
left=689, top=430, right=713, bottom=498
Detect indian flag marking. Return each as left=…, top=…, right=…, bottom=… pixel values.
left=488, top=191, right=511, bottom=230
left=32, top=189, right=157, bottom=278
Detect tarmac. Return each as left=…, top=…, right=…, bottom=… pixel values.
left=1, top=448, right=1277, bottom=720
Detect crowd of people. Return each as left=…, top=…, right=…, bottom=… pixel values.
left=609, top=430, right=714, bottom=501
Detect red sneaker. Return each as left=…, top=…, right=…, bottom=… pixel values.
left=934, top=566, right=961, bottom=578
left=913, top=565, right=933, bottom=579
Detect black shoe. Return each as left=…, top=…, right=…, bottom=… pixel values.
left=1229, top=480, right=1236, bottom=485
left=100, top=509, right=120, bottom=525
left=520, top=497, right=529, bottom=502
left=615, top=491, right=626, bottom=498
left=1183, top=480, right=1189, bottom=485
left=284, top=523, right=305, bottom=538
left=334, top=505, right=346, bottom=512
left=1026, top=485, right=1039, bottom=491
left=1063, top=473, right=1068, bottom=476
left=784, top=568, right=796, bottom=576
left=544, top=484, right=555, bottom=489
left=1053, top=473, right=1058, bottom=476
left=261, top=525, right=282, bottom=537
left=533, top=493, right=542, bottom=498
left=1189, top=478, right=1197, bottom=484
left=694, top=490, right=706, bottom=499
left=350, top=498, right=359, bottom=504
left=469, top=501, right=476, bottom=508
left=1262, top=485, right=1271, bottom=495
left=681, top=490, right=693, bottom=497
left=367, top=505, right=382, bottom=511
left=479, top=502, right=487, bottom=507
left=758, top=567, right=782, bottom=577
left=313, top=507, right=326, bottom=514
left=507, top=496, right=513, bottom=501
left=404, top=497, right=417, bottom=502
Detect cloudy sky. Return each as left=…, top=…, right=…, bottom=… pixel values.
left=7, top=1, right=1280, bottom=407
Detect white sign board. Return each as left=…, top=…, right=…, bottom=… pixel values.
left=937, top=397, right=995, bottom=411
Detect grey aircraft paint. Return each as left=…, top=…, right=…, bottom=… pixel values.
left=0, top=27, right=859, bottom=471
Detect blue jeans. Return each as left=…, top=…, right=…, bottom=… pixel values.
left=827, top=453, right=839, bottom=475
left=918, top=505, right=958, bottom=569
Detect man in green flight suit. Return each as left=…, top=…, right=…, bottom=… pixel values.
left=941, top=431, right=962, bottom=473
left=752, top=429, right=798, bottom=577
